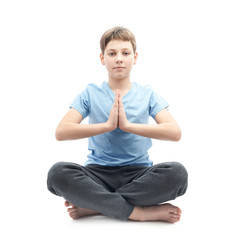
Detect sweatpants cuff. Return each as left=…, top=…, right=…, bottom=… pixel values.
left=120, top=203, right=134, bottom=221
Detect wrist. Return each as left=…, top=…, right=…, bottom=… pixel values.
left=119, top=121, right=132, bottom=132
left=105, top=121, right=117, bottom=132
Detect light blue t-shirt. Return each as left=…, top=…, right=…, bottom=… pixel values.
left=70, top=81, right=169, bottom=167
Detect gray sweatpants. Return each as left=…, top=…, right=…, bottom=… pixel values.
left=47, top=161, right=188, bottom=220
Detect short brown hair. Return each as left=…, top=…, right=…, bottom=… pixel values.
left=100, top=26, right=136, bottom=54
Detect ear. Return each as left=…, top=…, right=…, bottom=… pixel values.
left=133, top=52, right=138, bottom=65
left=100, top=53, right=105, bottom=65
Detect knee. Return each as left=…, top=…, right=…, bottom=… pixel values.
left=171, top=162, right=188, bottom=182
left=169, top=162, right=188, bottom=195
left=47, top=162, right=69, bottom=191
left=155, top=162, right=188, bottom=192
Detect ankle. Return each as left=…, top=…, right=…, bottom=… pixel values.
left=129, top=206, right=145, bottom=221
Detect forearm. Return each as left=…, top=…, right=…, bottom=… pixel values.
left=122, top=122, right=181, bottom=141
left=55, top=122, right=112, bottom=141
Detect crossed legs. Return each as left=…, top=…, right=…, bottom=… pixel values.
left=47, top=162, right=188, bottom=223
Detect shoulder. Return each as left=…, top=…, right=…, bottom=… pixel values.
left=136, top=82, right=167, bottom=99
left=75, top=82, right=105, bottom=98
left=134, top=82, right=156, bottom=97
left=85, top=82, right=106, bottom=94
left=134, top=82, right=168, bottom=106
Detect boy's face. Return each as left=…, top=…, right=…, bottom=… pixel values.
left=100, top=40, right=138, bottom=81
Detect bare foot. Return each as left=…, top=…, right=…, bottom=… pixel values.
left=64, top=201, right=100, bottom=220
left=129, top=203, right=182, bottom=223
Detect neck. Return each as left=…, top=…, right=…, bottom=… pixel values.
left=108, top=77, right=131, bottom=93
left=108, top=78, right=132, bottom=97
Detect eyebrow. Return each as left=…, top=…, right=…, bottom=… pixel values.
left=106, top=48, right=131, bottom=52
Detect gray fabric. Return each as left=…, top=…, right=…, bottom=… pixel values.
left=47, top=162, right=188, bottom=220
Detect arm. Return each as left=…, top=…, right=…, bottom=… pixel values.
left=55, top=93, right=119, bottom=141
left=118, top=97, right=181, bottom=141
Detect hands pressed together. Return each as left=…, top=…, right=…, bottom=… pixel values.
left=56, top=88, right=180, bottom=141
left=106, top=89, right=130, bottom=131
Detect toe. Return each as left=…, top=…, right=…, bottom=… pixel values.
left=171, top=206, right=182, bottom=215
left=64, top=201, right=70, bottom=207
left=67, top=207, right=78, bottom=213
left=170, top=212, right=179, bottom=219
left=69, top=212, right=75, bottom=219
left=176, top=207, right=182, bottom=215
left=67, top=208, right=73, bottom=212
left=69, top=211, right=80, bottom=220
left=170, top=214, right=180, bottom=223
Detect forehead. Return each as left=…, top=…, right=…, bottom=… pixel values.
left=105, top=40, right=133, bottom=51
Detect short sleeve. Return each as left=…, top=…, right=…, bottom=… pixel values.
left=69, top=88, right=90, bottom=119
left=149, top=91, right=169, bottom=118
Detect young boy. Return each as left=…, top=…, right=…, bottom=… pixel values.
left=47, top=27, right=188, bottom=223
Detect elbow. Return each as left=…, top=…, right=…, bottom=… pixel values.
left=172, top=128, right=181, bottom=141
left=55, top=127, right=65, bottom=141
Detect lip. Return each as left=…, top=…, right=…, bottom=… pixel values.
left=114, top=67, right=125, bottom=69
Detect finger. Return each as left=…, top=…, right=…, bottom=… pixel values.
left=116, top=89, right=121, bottom=98
left=114, top=94, right=118, bottom=103
left=118, top=95, right=124, bottom=108
left=113, top=93, right=119, bottom=106
left=118, top=89, right=121, bottom=97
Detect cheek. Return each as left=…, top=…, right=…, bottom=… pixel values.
left=105, top=63, right=113, bottom=72
left=128, top=56, right=135, bottom=63
left=105, top=59, right=114, bottom=67
left=127, top=59, right=135, bottom=67
left=105, top=62, right=111, bottom=69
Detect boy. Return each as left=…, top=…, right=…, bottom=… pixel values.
left=47, top=27, right=188, bottom=223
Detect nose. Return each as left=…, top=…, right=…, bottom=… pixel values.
left=116, top=53, right=123, bottom=63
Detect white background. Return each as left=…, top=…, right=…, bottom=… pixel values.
left=0, top=0, right=239, bottom=239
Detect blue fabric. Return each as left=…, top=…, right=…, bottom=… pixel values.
left=70, top=81, right=169, bottom=166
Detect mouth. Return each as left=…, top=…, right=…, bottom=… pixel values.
left=114, top=67, right=125, bottom=69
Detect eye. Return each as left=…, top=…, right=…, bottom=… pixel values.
left=108, top=52, right=115, bottom=56
left=123, top=52, right=130, bottom=56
